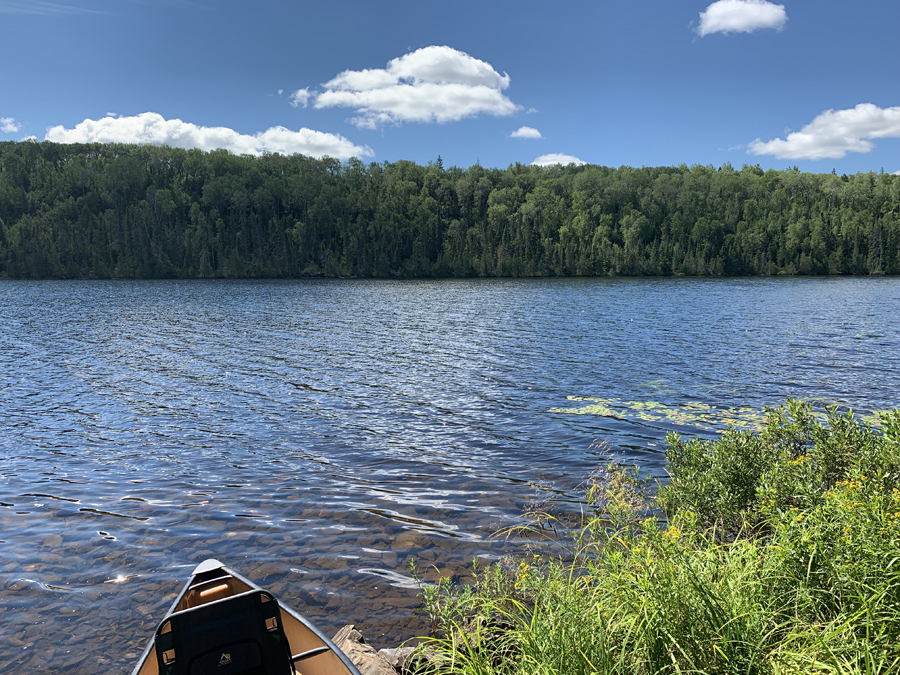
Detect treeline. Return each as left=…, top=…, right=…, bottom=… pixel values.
left=1, top=141, right=899, bottom=279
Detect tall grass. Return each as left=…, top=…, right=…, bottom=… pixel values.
left=416, top=402, right=900, bottom=675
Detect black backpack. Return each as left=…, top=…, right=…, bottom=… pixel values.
left=154, top=589, right=294, bottom=675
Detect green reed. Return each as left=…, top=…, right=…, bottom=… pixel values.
left=415, top=401, right=900, bottom=675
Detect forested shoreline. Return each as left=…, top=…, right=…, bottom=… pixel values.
left=1, top=141, right=898, bottom=279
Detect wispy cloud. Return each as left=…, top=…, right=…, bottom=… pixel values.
left=0, top=1, right=109, bottom=15
left=532, top=153, right=585, bottom=166
left=289, top=88, right=311, bottom=108
left=306, top=46, right=519, bottom=129
left=511, top=126, right=541, bottom=139
left=45, top=112, right=373, bottom=160
left=1, top=117, right=22, bottom=133
left=696, top=0, right=787, bottom=37
left=749, top=103, right=900, bottom=160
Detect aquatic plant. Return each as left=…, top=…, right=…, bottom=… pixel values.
left=551, top=395, right=891, bottom=436
left=550, top=396, right=773, bottom=433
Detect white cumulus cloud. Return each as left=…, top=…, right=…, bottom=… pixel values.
left=532, top=153, right=586, bottom=167
left=511, top=126, right=541, bottom=139
left=1, top=117, right=21, bottom=133
left=748, top=104, right=900, bottom=160
left=289, top=88, right=310, bottom=108
left=894, top=170, right=900, bottom=176
left=44, top=112, right=372, bottom=159
left=697, top=0, right=787, bottom=37
left=311, top=45, right=518, bottom=128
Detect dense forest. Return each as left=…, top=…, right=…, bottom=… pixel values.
left=1, top=141, right=898, bottom=279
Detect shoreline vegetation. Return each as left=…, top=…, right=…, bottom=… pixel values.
left=399, top=401, right=900, bottom=675
left=1, top=142, right=899, bottom=280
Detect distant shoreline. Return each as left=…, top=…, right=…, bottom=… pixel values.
left=2, top=142, right=898, bottom=280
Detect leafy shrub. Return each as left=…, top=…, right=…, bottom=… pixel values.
left=658, top=400, right=900, bottom=540
left=418, top=401, right=900, bottom=675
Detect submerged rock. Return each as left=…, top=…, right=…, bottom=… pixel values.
left=391, top=530, right=432, bottom=552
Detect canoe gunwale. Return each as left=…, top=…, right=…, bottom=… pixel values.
left=129, top=559, right=362, bottom=675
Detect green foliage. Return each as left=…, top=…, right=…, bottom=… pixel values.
left=1, top=142, right=899, bottom=279
left=659, top=400, right=900, bottom=540
left=417, top=402, right=900, bottom=674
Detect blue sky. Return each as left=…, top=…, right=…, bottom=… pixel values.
left=1, top=0, right=898, bottom=173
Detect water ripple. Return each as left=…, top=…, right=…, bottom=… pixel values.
left=1, top=277, right=899, bottom=674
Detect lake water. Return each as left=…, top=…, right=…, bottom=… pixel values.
left=1, top=277, right=898, bottom=673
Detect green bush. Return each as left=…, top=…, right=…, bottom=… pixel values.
left=417, top=402, right=900, bottom=675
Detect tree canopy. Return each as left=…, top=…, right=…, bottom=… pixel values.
left=1, top=141, right=898, bottom=279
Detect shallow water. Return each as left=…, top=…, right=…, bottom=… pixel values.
left=1, top=277, right=898, bottom=673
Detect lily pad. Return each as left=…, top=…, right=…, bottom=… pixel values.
left=550, top=396, right=890, bottom=434
left=550, top=396, right=770, bottom=432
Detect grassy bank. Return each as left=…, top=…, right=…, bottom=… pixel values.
left=417, top=401, right=900, bottom=674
